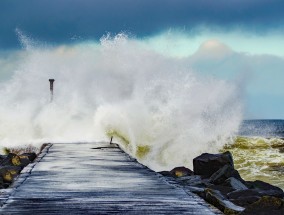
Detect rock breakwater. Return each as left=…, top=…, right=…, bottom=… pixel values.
left=159, top=151, right=284, bottom=215
left=0, top=146, right=41, bottom=189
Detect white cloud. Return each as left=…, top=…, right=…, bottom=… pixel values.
left=142, top=29, right=284, bottom=58
left=191, top=39, right=233, bottom=61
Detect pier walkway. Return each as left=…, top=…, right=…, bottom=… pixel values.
left=0, top=142, right=219, bottom=214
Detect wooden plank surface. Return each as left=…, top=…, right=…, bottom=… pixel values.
left=0, top=142, right=219, bottom=214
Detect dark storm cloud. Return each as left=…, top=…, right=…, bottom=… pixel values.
left=1, top=0, right=284, bottom=49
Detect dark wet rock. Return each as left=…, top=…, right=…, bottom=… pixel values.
left=187, top=186, right=205, bottom=195
left=175, top=175, right=202, bottom=185
left=0, top=181, right=6, bottom=189
left=193, top=151, right=234, bottom=177
left=246, top=180, right=284, bottom=198
left=0, top=153, right=21, bottom=167
left=0, top=166, right=22, bottom=183
left=223, top=177, right=248, bottom=190
left=227, top=188, right=280, bottom=207
left=159, top=167, right=194, bottom=178
left=205, top=188, right=245, bottom=215
left=239, top=196, right=284, bottom=215
left=3, top=183, right=10, bottom=188
left=0, top=150, right=38, bottom=190
left=227, top=189, right=262, bottom=199
left=0, top=155, right=6, bottom=161
left=160, top=151, right=284, bottom=215
left=0, top=176, right=3, bottom=185
left=209, top=164, right=243, bottom=185
left=0, top=153, right=31, bottom=168
left=230, top=196, right=261, bottom=207
left=21, top=152, right=37, bottom=162
left=179, top=176, right=215, bottom=193
left=208, top=185, right=235, bottom=196
left=170, top=166, right=193, bottom=177
left=177, top=175, right=210, bottom=198
left=158, top=171, right=174, bottom=177
left=18, top=155, right=31, bottom=167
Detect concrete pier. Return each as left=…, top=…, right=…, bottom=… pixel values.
left=0, top=142, right=220, bottom=214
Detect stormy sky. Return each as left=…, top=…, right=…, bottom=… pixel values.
left=0, top=0, right=284, bottom=119
left=1, top=0, right=284, bottom=49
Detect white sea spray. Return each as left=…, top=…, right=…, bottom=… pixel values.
left=0, top=33, right=243, bottom=170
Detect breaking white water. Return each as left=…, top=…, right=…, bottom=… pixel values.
left=0, top=33, right=243, bottom=171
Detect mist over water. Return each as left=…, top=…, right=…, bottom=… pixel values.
left=0, top=34, right=243, bottom=171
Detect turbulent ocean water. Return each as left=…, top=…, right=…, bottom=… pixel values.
left=224, top=120, right=284, bottom=190
left=0, top=33, right=282, bottom=189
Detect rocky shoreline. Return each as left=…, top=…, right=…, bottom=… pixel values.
left=0, top=153, right=37, bottom=188
left=0, top=144, right=49, bottom=190
left=159, top=151, right=284, bottom=215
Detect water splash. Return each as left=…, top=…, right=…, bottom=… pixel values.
left=0, top=33, right=243, bottom=170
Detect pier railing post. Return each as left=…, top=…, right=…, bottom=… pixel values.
left=49, top=79, right=55, bottom=102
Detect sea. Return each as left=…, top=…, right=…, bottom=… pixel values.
left=224, top=119, right=284, bottom=189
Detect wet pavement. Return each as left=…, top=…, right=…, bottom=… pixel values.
left=0, top=142, right=219, bottom=214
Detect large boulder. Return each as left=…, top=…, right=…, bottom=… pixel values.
left=246, top=180, right=284, bottom=198
left=0, top=176, right=4, bottom=188
left=177, top=175, right=212, bottom=189
left=0, top=166, right=22, bottom=183
left=158, top=171, right=174, bottom=177
left=20, top=152, right=37, bottom=162
left=176, top=175, right=209, bottom=197
left=18, top=155, right=31, bottom=167
left=0, top=153, right=21, bottom=166
left=230, top=196, right=261, bottom=207
left=209, top=164, right=244, bottom=185
left=228, top=189, right=262, bottom=207
left=193, top=151, right=234, bottom=177
left=208, top=184, right=235, bottom=196
left=227, top=181, right=284, bottom=207
left=159, top=166, right=194, bottom=178
left=0, top=155, right=6, bottom=161
left=170, top=166, right=193, bottom=177
left=187, top=186, right=206, bottom=196
left=204, top=188, right=245, bottom=215
left=0, top=153, right=32, bottom=168
left=228, top=189, right=263, bottom=200
left=176, top=175, right=203, bottom=185
left=223, top=177, right=248, bottom=190
left=0, top=152, right=36, bottom=169
left=239, top=196, right=284, bottom=215
left=227, top=187, right=283, bottom=207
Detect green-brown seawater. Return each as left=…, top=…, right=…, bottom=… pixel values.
left=221, top=136, right=284, bottom=189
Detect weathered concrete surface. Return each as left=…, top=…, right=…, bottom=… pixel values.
left=0, top=142, right=220, bottom=214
